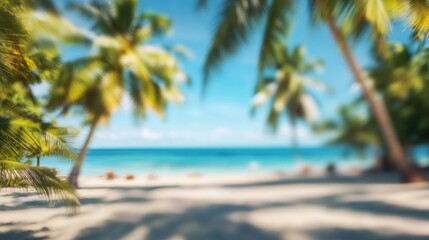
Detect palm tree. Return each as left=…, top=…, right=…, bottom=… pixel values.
left=0, top=102, right=79, bottom=210
left=369, top=42, right=429, bottom=166
left=390, top=0, right=429, bottom=38
left=21, top=3, right=91, bottom=46
left=251, top=44, right=325, bottom=159
left=200, top=0, right=426, bottom=182
left=314, top=104, right=378, bottom=159
left=24, top=122, right=77, bottom=167
left=46, top=0, right=189, bottom=187
left=0, top=3, right=39, bottom=100
left=312, top=0, right=427, bottom=182
left=0, top=1, right=79, bottom=209
left=318, top=42, right=429, bottom=170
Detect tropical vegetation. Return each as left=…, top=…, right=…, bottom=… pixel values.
left=199, top=0, right=429, bottom=182
left=0, top=1, right=79, bottom=210
left=45, top=0, right=190, bottom=186
left=314, top=103, right=378, bottom=159
left=251, top=43, right=326, bottom=158
left=3, top=0, right=429, bottom=215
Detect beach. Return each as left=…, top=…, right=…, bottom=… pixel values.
left=2, top=172, right=429, bottom=240
left=3, top=0, right=429, bottom=239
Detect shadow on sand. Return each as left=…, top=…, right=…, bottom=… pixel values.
left=306, top=227, right=429, bottom=240
left=2, top=172, right=429, bottom=240
left=75, top=204, right=281, bottom=240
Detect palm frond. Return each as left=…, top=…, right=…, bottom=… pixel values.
left=68, top=1, right=115, bottom=35
left=203, top=0, right=268, bottom=88
left=0, top=160, right=79, bottom=211
left=139, top=12, right=172, bottom=35
left=112, top=0, right=137, bottom=34
left=392, top=0, right=429, bottom=36
left=23, top=11, right=91, bottom=45
left=258, top=0, right=294, bottom=72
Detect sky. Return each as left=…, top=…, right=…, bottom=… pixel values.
left=36, top=0, right=413, bottom=148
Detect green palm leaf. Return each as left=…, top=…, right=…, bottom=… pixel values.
left=203, top=0, right=268, bottom=87
left=1, top=160, right=79, bottom=211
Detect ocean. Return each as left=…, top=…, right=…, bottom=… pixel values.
left=42, top=147, right=429, bottom=176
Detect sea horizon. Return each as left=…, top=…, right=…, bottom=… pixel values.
left=43, top=146, right=429, bottom=177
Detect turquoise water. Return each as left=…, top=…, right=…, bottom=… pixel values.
left=41, top=147, right=429, bottom=176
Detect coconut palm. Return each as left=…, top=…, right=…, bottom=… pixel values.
left=0, top=0, right=76, bottom=104
left=389, top=0, right=429, bottom=38
left=317, top=43, right=429, bottom=169
left=200, top=0, right=427, bottom=182
left=24, top=122, right=77, bottom=167
left=0, top=1, right=79, bottom=210
left=251, top=44, right=325, bottom=158
left=0, top=103, right=79, bottom=210
left=17, top=0, right=90, bottom=44
left=0, top=3, right=39, bottom=99
left=46, top=0, right=189, bottom=187
left=369, top=43, right=429, bottom=161
left=314, top=104, right=378, bottom=158
left=310, top=0, right=423, bottom=180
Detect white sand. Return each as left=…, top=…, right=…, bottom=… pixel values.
left=1, top=172, right=429, bottom=240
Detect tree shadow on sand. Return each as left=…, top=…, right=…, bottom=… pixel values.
left=0, top=229, right=48, bottom=240
left=73, top=195, right=429, bottom=240
left=221, top=172, right=411, bottom=189
left=307, top=227, right=429, bottom=240
left=75, top=204, right=282, bottom=240
left=0, top=194, right=149, bottom=211
left=3, top=173, right=429, bottom=240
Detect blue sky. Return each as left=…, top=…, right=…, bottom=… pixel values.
left=38, top=0, right=412, bottom=148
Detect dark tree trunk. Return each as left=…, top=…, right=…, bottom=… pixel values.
left=325, top=16, right=425, bottom=183
left=291, top=120, right=300, bottom=161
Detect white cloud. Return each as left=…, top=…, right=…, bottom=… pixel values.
left=140, top=128, right=162, bottom=141
left=243, top=130, right=265, bottom=141
left=211, top=126, right=230, bottom=139
left=166, top=130, right=180, bottom=139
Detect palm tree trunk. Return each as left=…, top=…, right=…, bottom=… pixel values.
left=291, top=120, right=300, bottom=161
left=68, top=119, right=99, bottom=187
left=404, top=144, right=415, bottom=162
left=375, top=145, right=395, bottom=171
left=36, top=156, right=40, bottom=167
left=325, top=17, right=425, bottom=183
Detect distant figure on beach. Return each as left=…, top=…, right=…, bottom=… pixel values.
left=326, top=163, right=336, bottom=175
left=105, top=171, right=116, bottom=180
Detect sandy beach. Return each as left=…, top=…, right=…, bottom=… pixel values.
left=1, top=172, right=429, bottom=240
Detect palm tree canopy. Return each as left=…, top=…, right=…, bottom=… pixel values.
left=313, top=104, right=378, bottom=157
left=0, top=1, right=79, bottom=210
left=0, top=102, right=79, bottom=210
left=46, top=0, right=189, bottom=124
left=251, top=44, right=326, bottom=131
left=202, top=0, right=295, bottom=87
left=368, top=42, right=429, bottom=145
left=202, top=0, right=429, bottom=88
